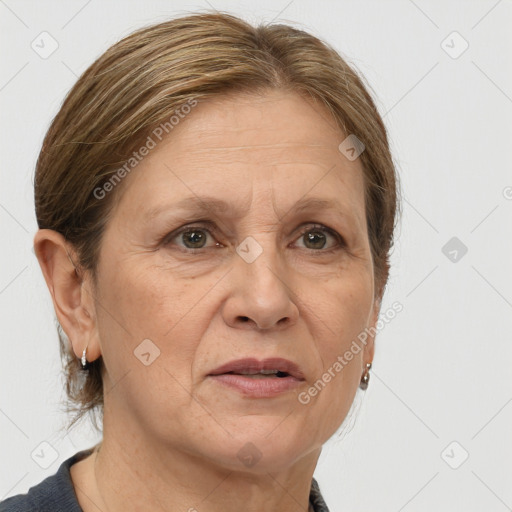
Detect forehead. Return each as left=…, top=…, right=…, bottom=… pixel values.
left=114, top=90, right=367, bottom=230
left=168, top=90, right=343, bottom=157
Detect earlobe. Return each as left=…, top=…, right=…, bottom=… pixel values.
left=364, top=297, right=381, bottom=364
left=33, top=229, right=101, bottom=364
left=359, top=299, right=379, bottom=390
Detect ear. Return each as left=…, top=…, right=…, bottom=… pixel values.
left=33, top=229, right=102, bottom=364
left=362, top=296, right=381, bottom=366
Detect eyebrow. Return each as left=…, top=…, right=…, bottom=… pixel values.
left=280, top=197, right=346, bottom=220
left=143, top=195, right=349, bottom=223
left=143, top=196, right=246, bottom=223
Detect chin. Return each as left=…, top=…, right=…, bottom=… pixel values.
left=197, top=420, right=321, bottom=474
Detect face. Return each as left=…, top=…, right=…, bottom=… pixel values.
left=89, top=90, right=379, bottom=472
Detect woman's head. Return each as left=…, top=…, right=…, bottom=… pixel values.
left=34, top=12, right=399, bottom=468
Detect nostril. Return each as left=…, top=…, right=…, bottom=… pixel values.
left=239, top=316, right=250, bottom=322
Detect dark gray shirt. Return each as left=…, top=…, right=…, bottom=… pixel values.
left=0, top=449, right=330, bottom=511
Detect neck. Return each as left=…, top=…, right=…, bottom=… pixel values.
left=91, top=413, right=320, bottom=512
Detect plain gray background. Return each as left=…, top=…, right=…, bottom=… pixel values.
left=1, top=1, right=511, bottom=510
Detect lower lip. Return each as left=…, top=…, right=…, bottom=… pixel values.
left=208, top=374, right=303, bottom=397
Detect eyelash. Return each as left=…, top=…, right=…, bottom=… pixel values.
left=163, top=222, right=345, bottom=254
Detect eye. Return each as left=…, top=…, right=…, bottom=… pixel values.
left=180, top=229, right=209, bottom=249
left=163, top=224, right=220, bottom=251
left=162, top=222, right=344, bottom=253
left=294, top=224, right=344, bottom=251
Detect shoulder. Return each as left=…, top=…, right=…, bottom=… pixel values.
left=310, top=477, right=330, bottom=512
left=0, top=449, right=94, bottom=512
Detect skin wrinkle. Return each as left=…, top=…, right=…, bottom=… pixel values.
left=52, top=89, right=381, bottom=512
left=138, top=169, right=367, bottom=259
left=180, top=143, right=330, bottom=151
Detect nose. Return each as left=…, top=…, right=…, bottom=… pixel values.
left=221, top=243, right=300, bottom=331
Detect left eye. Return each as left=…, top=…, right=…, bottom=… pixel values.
left=294, top=225, right=343, bottom=251
left=170, top=227, right=217, bottom=249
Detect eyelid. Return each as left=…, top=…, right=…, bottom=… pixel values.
left=162, top=221, right=218, bottom=247
left=163, top=221, right=345, bottom=251
left=293, top=223, right=345, bottom=249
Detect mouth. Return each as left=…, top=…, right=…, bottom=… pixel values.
left=207, top=358, right=305, bottom=397
left=208, top=357, right=305, bottom=380
left=222, top=369, right=290, bottom=378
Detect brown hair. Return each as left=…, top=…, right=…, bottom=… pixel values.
left=35, top=11, right=401, bottom=430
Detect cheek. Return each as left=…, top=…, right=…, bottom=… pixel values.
left=94, top=259, right=220, bottom=375
left=300, top=272, right=372, bottom=418
left=94, top=262, right=216, bottom=434
left=99, top=258, right=179, bottom=332
left=311, top=270, right=373, bottom=347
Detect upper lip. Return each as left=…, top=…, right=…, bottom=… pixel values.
left=208, top=358, right=305, bottom=380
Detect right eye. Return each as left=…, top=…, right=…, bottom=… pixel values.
left=163, top=224, right=222, bottom=251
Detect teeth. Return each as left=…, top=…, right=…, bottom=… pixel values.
left=238, top=369, right=279, bottom=375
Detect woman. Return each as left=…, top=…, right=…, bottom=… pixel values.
left=1, top=11, right=399, bottom=512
